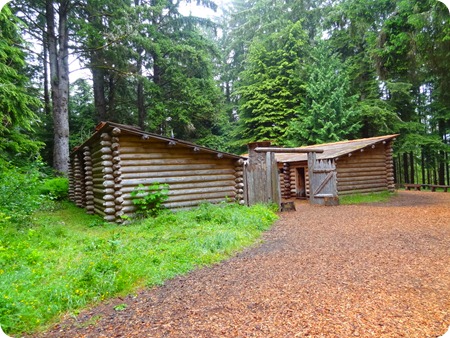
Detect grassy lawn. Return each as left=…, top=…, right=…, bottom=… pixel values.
left=339, top=191, right=396, bottom=205
left=0, top=202, right=278, bottom=335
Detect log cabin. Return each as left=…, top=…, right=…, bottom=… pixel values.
left=275, top=135, right=398, bottom=200
left=68, top=121, right=245, bottom=223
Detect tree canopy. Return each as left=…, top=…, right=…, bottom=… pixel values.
left=5, top=0, right=450, bottom=185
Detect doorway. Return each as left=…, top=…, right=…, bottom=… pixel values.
left=296, top=167, right=307, bottom=199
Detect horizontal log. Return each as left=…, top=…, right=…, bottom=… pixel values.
left=255, top=147, right=324, bottom=153
left=338, top=182, right=388, bottom=191
left=122, top=190, right=235, bottom=206
left=100, top=133, right=111, bottom=141
left=121, top=168, right=235, bottom=180
left=91, top=147, right=112, bottom=158
left=121, top=180, right=234, bottom=193
left=336, top=175, right=387, bottom=183
left=339, top=187, right=389, bottom=195
left=94, top=207, right=106, bottom=216
left=121, top=174, right=236, bottom=187
left=121, top=197, right=232, bottom=212
left=104, top=215, right=116, bottom=222
left=337, top=153, right=386, bottom=161
left=337, top=167, right=387, bottom=174
left=119, top=157, right=235, bottom=167
left=336, top=161, right=386, bottom=169
left=121, top=163, right=234, bottom=174
left=119, top=150, right=235, bottom=161
left=164, top=198, right=232, bottom=210
left=122, top=186, right=235, bottom=202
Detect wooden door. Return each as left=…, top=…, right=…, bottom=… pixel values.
left=307, top=152, right=339, bottom=205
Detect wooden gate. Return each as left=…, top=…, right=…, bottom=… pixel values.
left=307, top=152, right=339, bottom=205
left=244, top=142, right=281, bottom=208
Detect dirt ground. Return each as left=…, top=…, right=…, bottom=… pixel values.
left=35, top=191, right=450, bottom=338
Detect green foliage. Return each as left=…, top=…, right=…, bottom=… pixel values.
left=39, top=178, right=69, bottom=201
left=130, top=183, right=169, bottom=218
left=340, top=191, right=396, bottom=205
left=234, top=21, right=307, bottom=146
left=287, top=40, right=361, bottom=146
left=0, top=201, right=277, bottom=335
left=0, top=160, right=44, bottom=225
left=0, top=5, right=43, bottom=165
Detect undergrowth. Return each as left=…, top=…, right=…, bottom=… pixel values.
left=339, top=191, right=396, bottom=205
left=0, top=201, right=277, bottom=336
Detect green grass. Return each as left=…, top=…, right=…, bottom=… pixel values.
left=339, top=191, right=396, bottom=205
left=0, top=201, right=278, bottom=336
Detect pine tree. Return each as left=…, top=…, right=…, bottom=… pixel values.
left=234, top=21, right=307, bottom=147
left=0, top=5, right=42, bottom=164
left=288, top=40, right=360, bottom=145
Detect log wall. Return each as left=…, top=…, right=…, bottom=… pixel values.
left=119, top=135, right=240, bottom=214
left=335, top=142, right=392, bottom=195
left=69, top=127, right=245, bottom=222
left=279, top=140, right=395, bottom=198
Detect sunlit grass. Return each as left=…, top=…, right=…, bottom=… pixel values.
left=0, top=201, right=278, bottom=336
left=339, top=191, right=396, bottom=205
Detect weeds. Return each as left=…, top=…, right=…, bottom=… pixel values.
left=0, top=201, right=277, bottom=335
left=339, top=191, right=396, bottom=205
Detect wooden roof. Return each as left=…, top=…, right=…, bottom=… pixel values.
left=72, top=121, right=244, bottom=160
left=275, top=134, right=399, bottom=163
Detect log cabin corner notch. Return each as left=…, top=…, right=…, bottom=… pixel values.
left=68, top=121, right=245, bottom=223
left=275, top=134, right=399, bottom=199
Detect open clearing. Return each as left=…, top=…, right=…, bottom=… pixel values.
left=35, top=191, right=450, bottom=337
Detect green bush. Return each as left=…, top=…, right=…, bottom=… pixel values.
left=39, top=177, right=69, bottom=200
left=0, top=161, right=43, bottom=224
left=130, top=183, right=169, bottom=218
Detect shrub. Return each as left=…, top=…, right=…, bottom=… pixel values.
left=130, top=183, right=169, bottom=218
left=39, top=177, right=69, bottom=200
left=0, top=161, right=43, bottom=224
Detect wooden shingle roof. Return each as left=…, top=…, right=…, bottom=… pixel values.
left=275, top=134, right=399, bottom=163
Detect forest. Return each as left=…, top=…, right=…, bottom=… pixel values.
left=1, top=0, right=450, bottom=186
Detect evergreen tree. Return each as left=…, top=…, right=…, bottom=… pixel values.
left=287, top=40, right=360, bottom=145
left=234, top=21, right=307, bottom=148
left=0, top=5, right=42, bottom=164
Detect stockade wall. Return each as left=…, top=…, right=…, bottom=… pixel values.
left=335, top=141, right=395, bottom=195
left=69, top=128, right=244, bottom=222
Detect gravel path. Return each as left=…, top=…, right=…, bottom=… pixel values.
left=38, top=191, right=450, bottom=337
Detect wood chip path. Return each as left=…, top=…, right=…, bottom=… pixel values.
left=37, top=191, right=450, bottom=337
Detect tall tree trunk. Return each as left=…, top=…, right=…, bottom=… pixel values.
left=46, top=0, right=70, bottom=174
left=43, top=31, right=51, bottom=116
left=409, top=152, right=415, bottom=184
left=421, top=148, right=425, bottom=185
left=402, top=153, right=409, bottom=183
left=135, top=0, right=146, bottom=129
left=87, top=0, right=107, bottom=122
left=92, top=64, right=107, bottom=122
